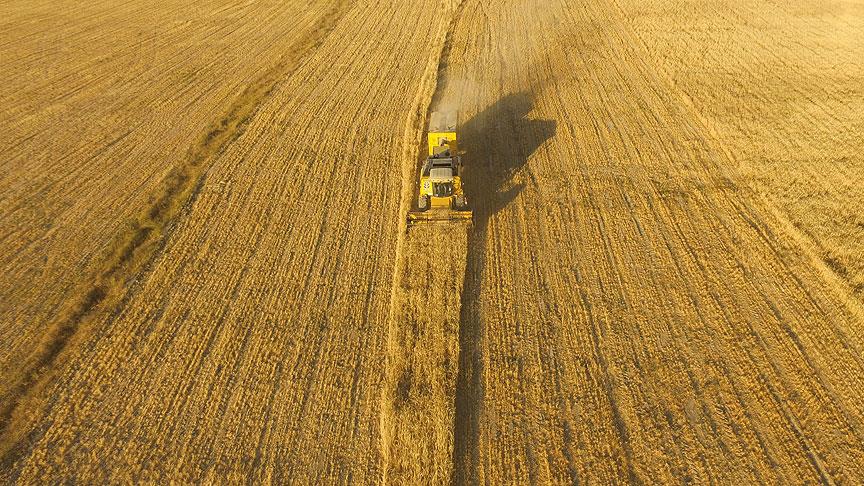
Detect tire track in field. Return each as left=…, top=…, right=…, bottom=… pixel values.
left=0, top=1, right=348, bottom=468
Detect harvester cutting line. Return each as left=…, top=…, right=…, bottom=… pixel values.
left=407, top=111, right=473, bottom=226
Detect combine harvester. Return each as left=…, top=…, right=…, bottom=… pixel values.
left=407, top=111, right=473, bottom=226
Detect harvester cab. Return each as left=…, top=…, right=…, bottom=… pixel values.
left=407, top=111, right=473, bottom=226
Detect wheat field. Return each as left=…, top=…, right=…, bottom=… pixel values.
left=1, top=0, right=862, bottom=483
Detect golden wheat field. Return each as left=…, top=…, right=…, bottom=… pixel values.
left=1, top=0, right=863, bottom=482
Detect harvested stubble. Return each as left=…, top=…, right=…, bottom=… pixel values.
left=1, top=0, right=863, bottom=483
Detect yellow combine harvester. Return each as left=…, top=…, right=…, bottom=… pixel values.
left=407, top=111, right=473, bottom=226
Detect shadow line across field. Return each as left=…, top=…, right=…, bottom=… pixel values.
left=452, top=92, right=556, bottom=484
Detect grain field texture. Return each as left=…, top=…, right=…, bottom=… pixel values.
left=617, top=0, right=864, bottom=300
left=0, top=0, right=340, bottom=433
left=1, top=0, right=863, bottom=483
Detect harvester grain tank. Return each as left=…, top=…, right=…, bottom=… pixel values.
left=407, top=111, right=473, bottom=226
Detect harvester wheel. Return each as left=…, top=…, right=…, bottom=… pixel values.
left=418, top=195, right=428, bottom=211
left=454, top=195, right=467, bottom=209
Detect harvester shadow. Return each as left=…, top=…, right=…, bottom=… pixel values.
left=452, top=92, right=556, bottom=485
